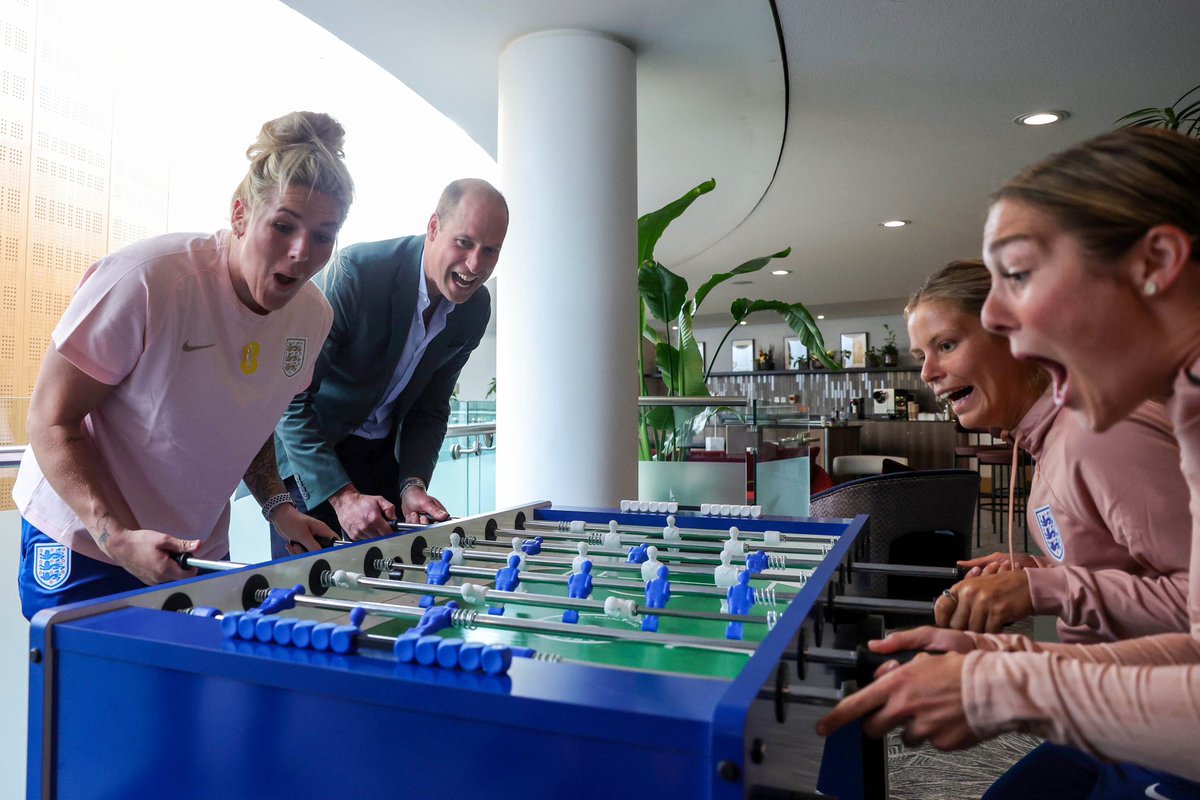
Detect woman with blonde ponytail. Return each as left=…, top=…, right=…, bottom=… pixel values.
left=15, top=111, right=355, bottom=618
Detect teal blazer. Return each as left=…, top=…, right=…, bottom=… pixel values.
left=275, top=235, right=490, bottom=507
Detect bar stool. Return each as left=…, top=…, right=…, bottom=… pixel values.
left=955, top=441, right=1008, bottom=546
left=976, top=446, right=1029, bottom=547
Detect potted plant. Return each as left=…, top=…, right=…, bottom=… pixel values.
left=1116, top=82, right=1200, bottom=137
left=881, top=323, right=900, bottom=366
left=865, top=346, right=882, bottom=368
left=637, top=179, right=836, bottom=460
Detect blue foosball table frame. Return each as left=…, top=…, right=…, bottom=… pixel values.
left=28, top=502, right=875, bottom=800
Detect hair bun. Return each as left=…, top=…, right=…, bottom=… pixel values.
left=248, top=111, right=346, bottom=161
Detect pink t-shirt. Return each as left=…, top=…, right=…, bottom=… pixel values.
left=1013, top=390, right=1190, bottom=642
left=13, top=231, right=332, bottom=565
left=960, top=357, right=1200, bottom=781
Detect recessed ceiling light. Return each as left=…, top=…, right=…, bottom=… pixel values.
left=771, top=269, right=790, bottom=276
left=817, top=314, right=825, bottom=320
left=1015, top=110, right=1069, bottom=126
left=880, top=220, right=910, bottom=228
left=670, top=325, right=678, bottom=331
left=739, top=321, right=748, bottom=326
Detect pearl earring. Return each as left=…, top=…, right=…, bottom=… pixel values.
left=1143, top=280, right=1158, bottom=297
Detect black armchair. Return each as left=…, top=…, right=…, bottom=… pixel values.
left=810, top=468, right=980, bottom=600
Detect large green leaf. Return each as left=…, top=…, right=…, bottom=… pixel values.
left=674, top=311, right=710, bottom=396
left=731, top=298, right=839, bottom=369
left=637, top=179, right=716, bottom=267
left=638, top=261, right=690, bottom=325
left=692, top=247, right=792, bottom=314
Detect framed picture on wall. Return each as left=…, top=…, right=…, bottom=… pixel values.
left=841, top=332, right=867, bottom=368
left=731, top=339, right=755, bottom=371
left=783, top=336, right=807, bottom=370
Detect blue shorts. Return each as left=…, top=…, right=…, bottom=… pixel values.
left=17, top=518, right=146, bottom=620
left=985, top=742, right=1200, bottom=800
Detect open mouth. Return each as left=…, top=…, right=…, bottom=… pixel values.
left=451, top=270, right=477, bottom=289
left=939, top=385, right=974, bottom=411
left=273, top=273, right=299, bottom=289
left=1022, top=355, right=1069, bottom=406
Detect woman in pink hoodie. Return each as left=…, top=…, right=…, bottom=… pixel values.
left=820, top=128, right=1200, bottom=799
left=907, top=259, right=1190, bottom=643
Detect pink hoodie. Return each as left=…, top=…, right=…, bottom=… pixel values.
left=1013, top=390, right=1190, bottom=642
left=961, top=359, right=1200, bottom=781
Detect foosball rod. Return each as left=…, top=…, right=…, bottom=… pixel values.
left=451, top=541, right=823, bottom=572
left=428, top=546, right=809, bottom=581
left=283, top=592, right=762, bottom=654
left=493, top=525, right=834, bottom=555
left=390, top=560, right=804, bottom=603
left=521, top=518, right=840, bottom=545
left=324, top=570, right=770, bottom=626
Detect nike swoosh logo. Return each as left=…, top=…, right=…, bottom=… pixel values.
left=182, top=341, right=215, bottom=352
left=1146, top=783, right=1174, bottom=800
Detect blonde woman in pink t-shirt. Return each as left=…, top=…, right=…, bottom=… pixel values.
left=820, top=129, right=1200, bottom=799
left=14, top=112, right=355, bottom=619
left=907, top=259, right=1190, bottom=643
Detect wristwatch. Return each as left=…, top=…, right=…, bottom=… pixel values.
left=399, top=477, right=427, bottom=498
left=261, top=492, right=296, bottom=520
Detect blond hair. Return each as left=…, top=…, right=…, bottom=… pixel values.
left=905, top=259, right=991, bottom=318
left=233, top=111, right=355, bottom=223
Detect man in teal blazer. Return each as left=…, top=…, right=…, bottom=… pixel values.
left=275, top=179, right=508, bottom=542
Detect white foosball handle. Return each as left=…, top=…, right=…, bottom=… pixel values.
left=764, top=530, right=782, bottom=545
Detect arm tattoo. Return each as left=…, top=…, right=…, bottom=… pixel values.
left=243, top=437, right=286, bottom=503
left=95, top=513, right=111, bottom=549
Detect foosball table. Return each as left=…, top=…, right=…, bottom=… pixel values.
left=28, top=501, right=940, bottom=800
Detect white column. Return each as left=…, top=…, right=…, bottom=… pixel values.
left=496, top=30, right=638, bottom=508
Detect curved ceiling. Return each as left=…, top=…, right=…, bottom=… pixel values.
left=284, top=0, right=1200, bottom=323
left=282, top=0, right=785, bottom=269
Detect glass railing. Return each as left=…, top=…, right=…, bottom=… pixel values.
left=429, top=400, right=496, bottom=517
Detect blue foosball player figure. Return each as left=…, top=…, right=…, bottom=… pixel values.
left=627, top=542, right=650, bottom=564
left=725, top=570, right=755, bottom=640
left=562, top=560, right=594, bottom=624
left=641, top=565, right=671, bottom=632
left=420, top=549, right=455, bottom=608
left=489, top=554, right=522, bottom=616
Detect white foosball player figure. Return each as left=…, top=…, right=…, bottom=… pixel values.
left=510, top=537, right=528, bottom=573
left=572, top=542, right=590, bottom=574
left=640, top=545, right=664, bottom=583
left=447, top=532, right=466, bottom=565
left=723, top=527, right=746, bottom=558
left=662, top=515, right=681, bottom=551
left=714, top=550, right=739, bottom=613
left=601, top=520, right=622, bottom=549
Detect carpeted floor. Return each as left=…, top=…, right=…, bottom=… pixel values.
left=885, top=503, right=1045, bottom=799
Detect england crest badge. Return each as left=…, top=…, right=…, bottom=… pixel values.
left=283, top=338, right=306, bottom=378
left=1033, top=504, right=1065, bottom=561
left=33, top=542, right=71, bottom=590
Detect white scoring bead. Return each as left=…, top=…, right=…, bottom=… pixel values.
left=330, top=569, right=360, bottom=590
left=719, top=504, right=732, bottom=516
left=667, top=502, right=679, bottom=513
left=700, top=504, right=712, bottom=515
left=569, top=520, right=586, bottom=533
left=460, top=582, right=488, bottom=605
left=638, top=501, right=650, bottom=513
left=739, top=505, right=752, bottom=517
left=620, top=500, right=632, bottom=512
left=603, top=596, right=639, bottom=623
left=751, top=505, right=763, bottom=519
left=764, top=530, right=782, bottom=546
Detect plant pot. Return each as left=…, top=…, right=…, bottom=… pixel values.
left=883, top=352, right=898, bottom=367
